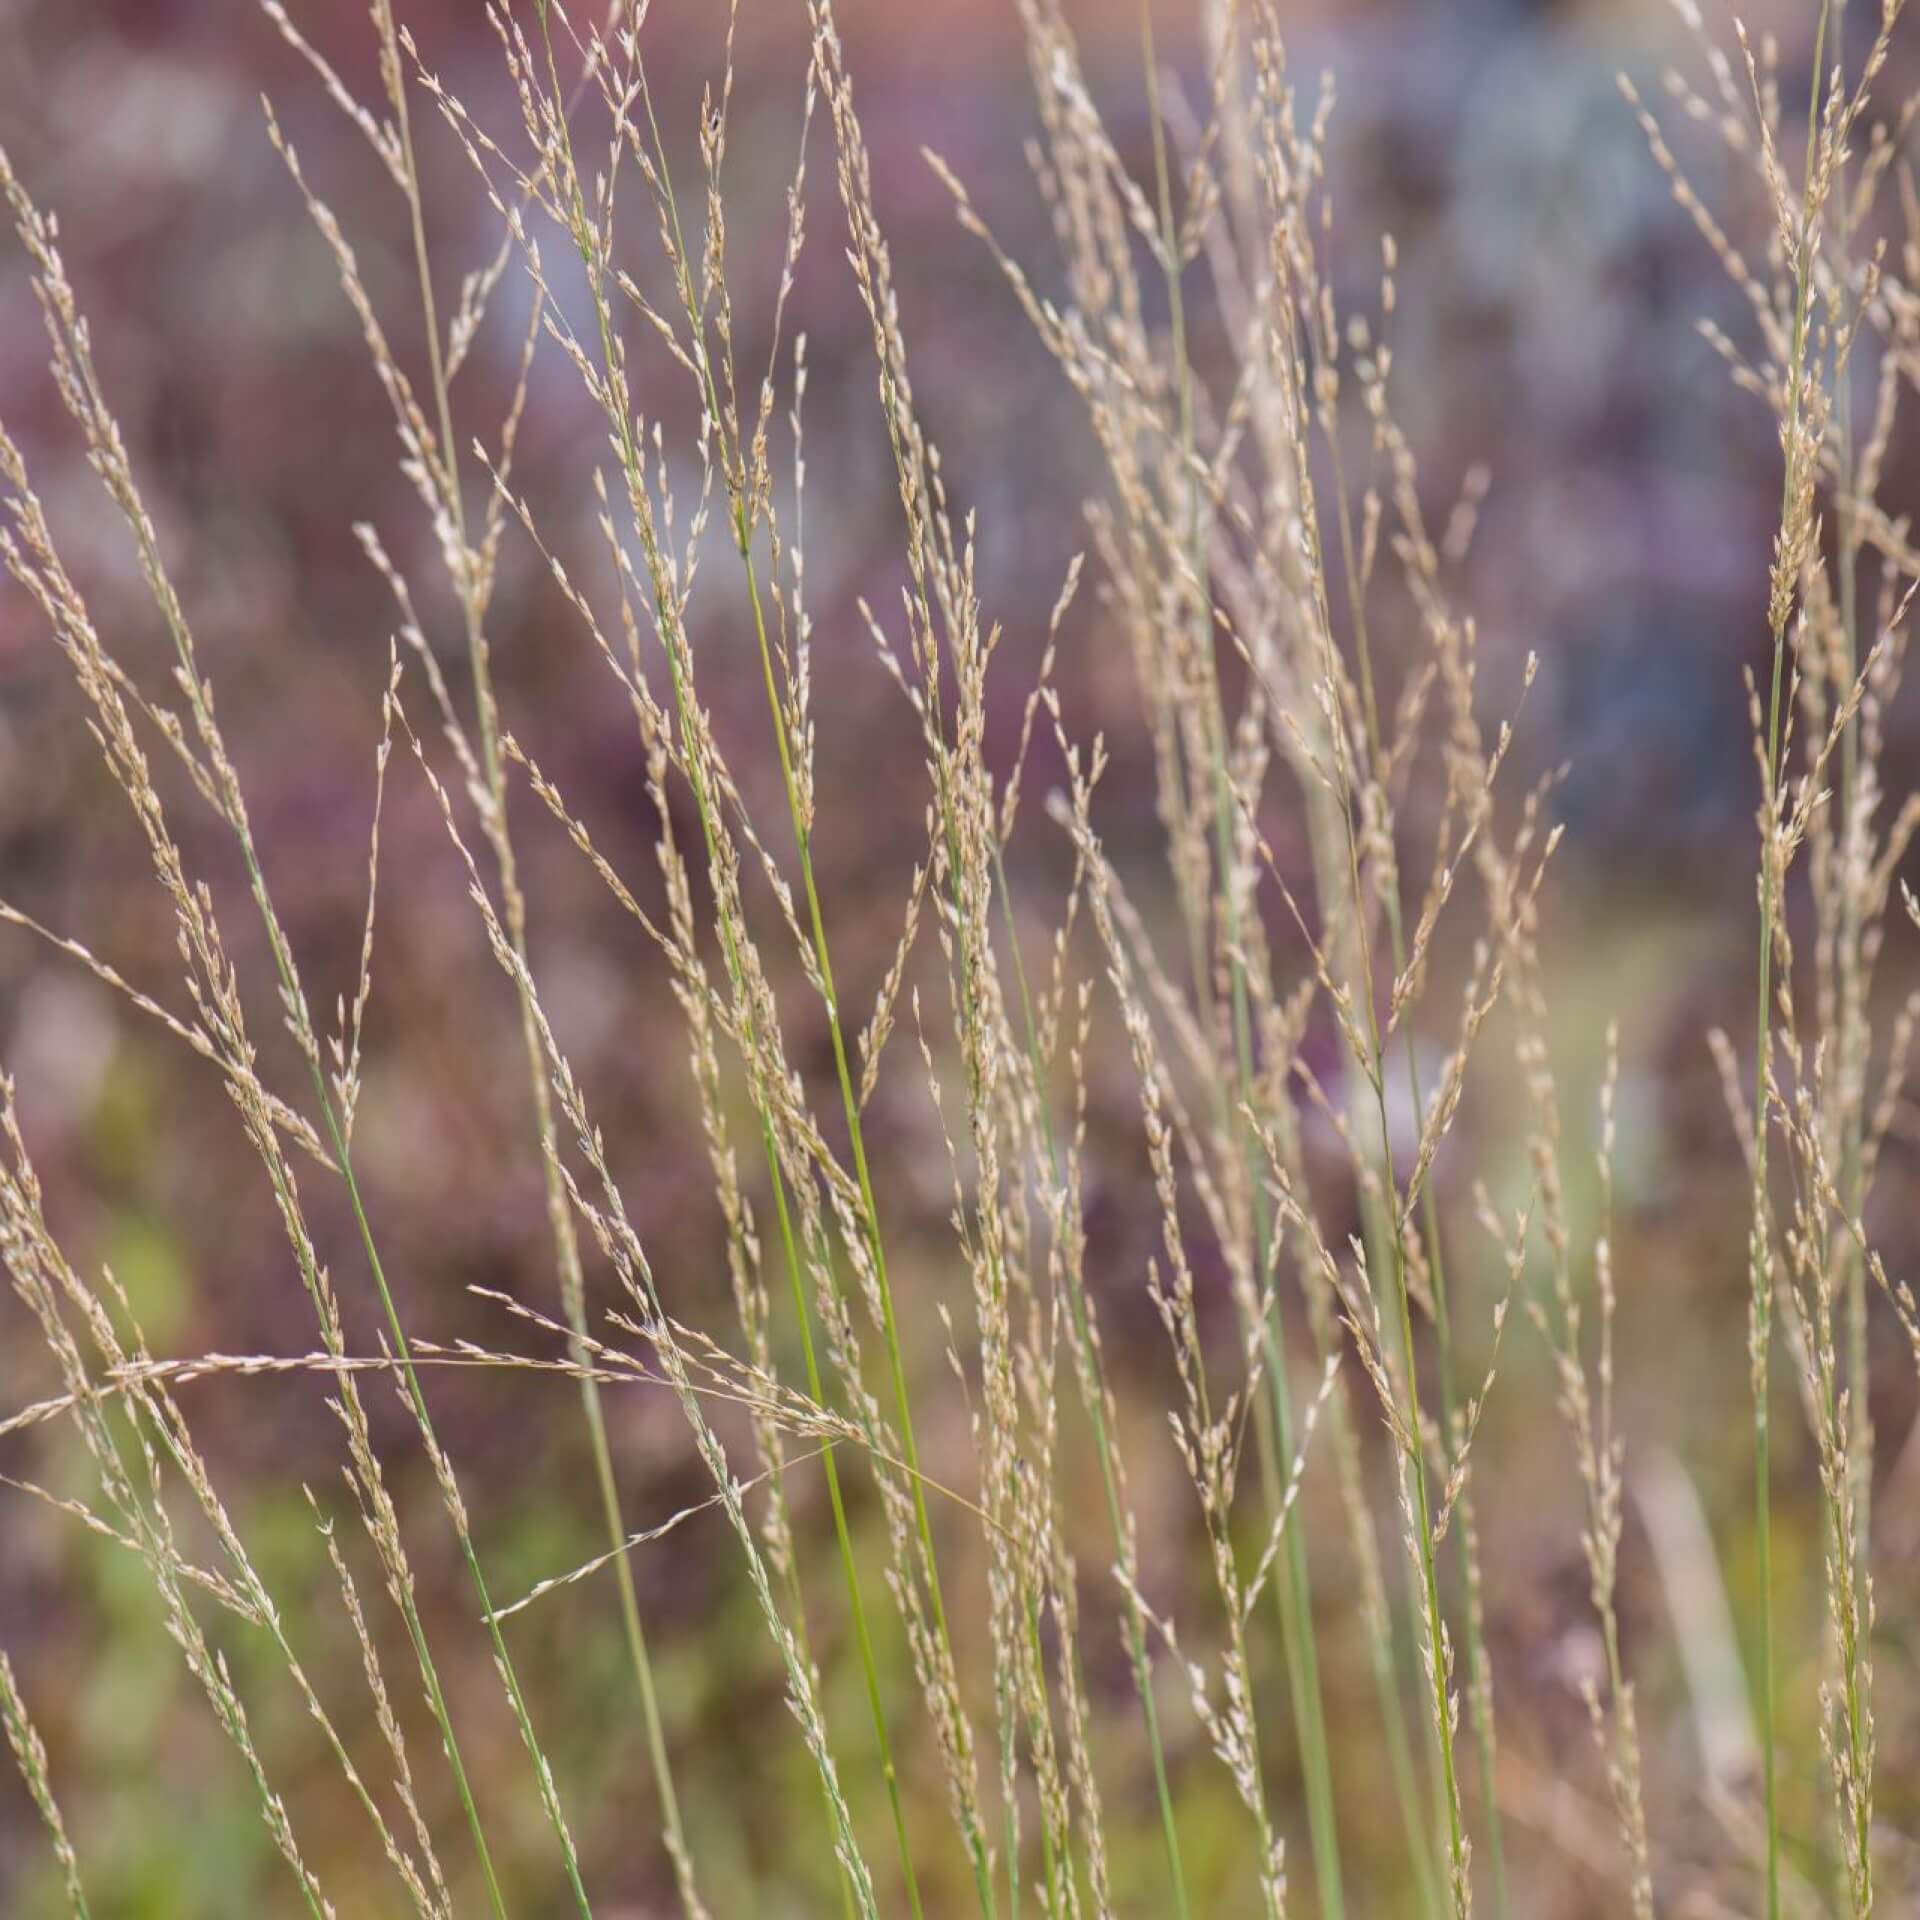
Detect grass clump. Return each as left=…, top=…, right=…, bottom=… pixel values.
left=2, top=2, right=1919, bottom=1917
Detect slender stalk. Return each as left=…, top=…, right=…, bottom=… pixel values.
left=1336, top=800, right=1472, bottom=1912
left=373, top=11, right=693, bottom=1895
left=1828, top=78, right=1875, bottom=1916
left=527, top=19, right=931, bottom=1911
left=0, top=1653, right=90, bottom=1919
left=1829, top=123, right=1873, bottom=1590
left=615, top=37, right=1005, bottom=1902
left=1751, top=875, right=1781, bottom=1920
left=1269, top=288, right=1475, bottom=1899
left=659, top=584, right=931, bottom=1919
left=1814, top=1348, right=1874, bottom=1915
left=637, top=45, right=1012, bottom=1905
left=1137, top=6, right=1345, bottom=1911
left=1326, top=412, right=1506, bottom=1914
left=734, top=513, right=998, bottom=1920
left=306, top=1025, right=593, bottom=1915
left=758, top=1114, right=930, bottom=1920
left=1296, top=747, right=1444, bottom=1918
left=992, top=839, right=1194, bottom=1920
left=18, top=243, right=527, bottom=1910
left=1751, top=21, right=1831, bottom=1915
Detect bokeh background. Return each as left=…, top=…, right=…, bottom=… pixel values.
left=3, top=0, right=1918, bottom=1914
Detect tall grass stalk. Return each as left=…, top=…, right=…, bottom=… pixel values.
left=1750, top=16, right=1831, bottom=1912
left=410, top=731, right=888, bottom=1920
left=379, top=23, right=696, bottom=1909
left=1327, top=709, right=1474, bottom=1917
left=1135, top=6, right=1347, bottom=1912
left=259, top=6, right=700, bottom=1903
left=994, top=824, right=1195, bottom=1920
left=455, top=12, right=965, bottom=1909
left=0, top=145, right=590, bottom=1913
left=0, top=1651, right=90, bottom=1919
left=1301, top=178, right=1508, bottom=1913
